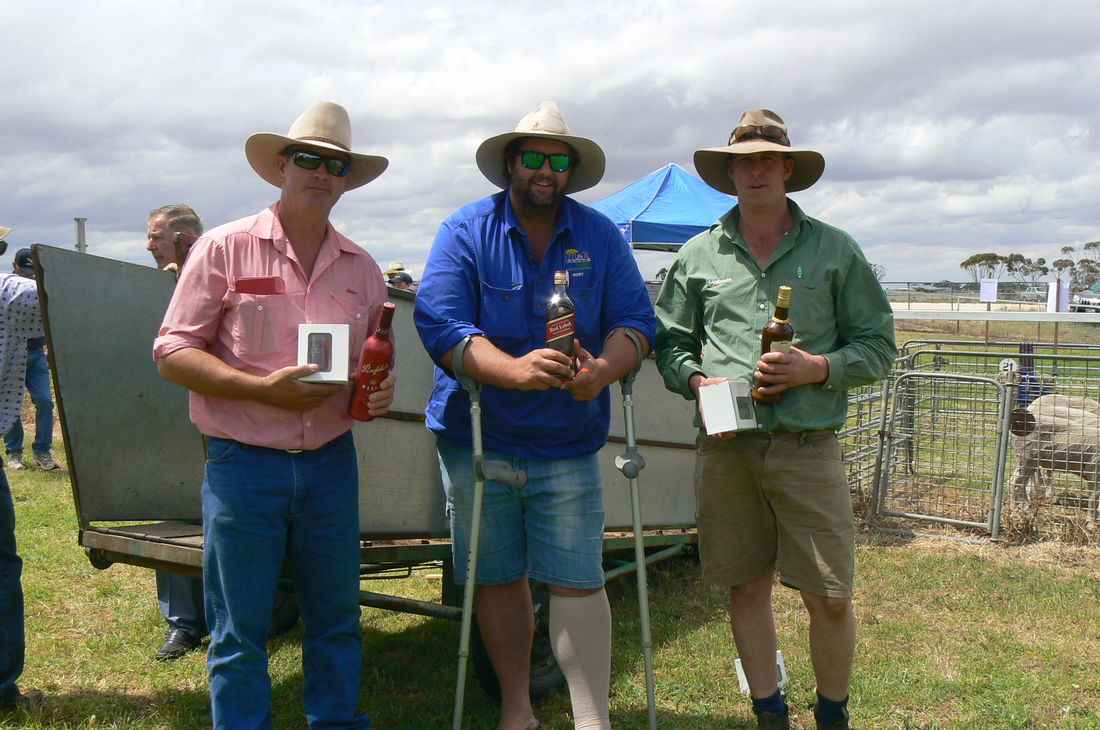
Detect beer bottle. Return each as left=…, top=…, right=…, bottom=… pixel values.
left=349, top=301, right=396, bottom=421
left=546, top=270, right=576, bottom=357
left=752, top=285, right=793, bottom=403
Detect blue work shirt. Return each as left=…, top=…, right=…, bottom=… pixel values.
left=414, top=190, right=656, bottom=459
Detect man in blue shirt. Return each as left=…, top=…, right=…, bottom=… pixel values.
left=415, top=101, right=655, bottom=730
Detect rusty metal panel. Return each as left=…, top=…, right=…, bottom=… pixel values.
left=37, top=245, right=205, bottom=522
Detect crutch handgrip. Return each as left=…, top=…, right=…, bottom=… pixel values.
left=477, top=457, right=527, bottom=487
left=615, top=448, right=646, bottom=480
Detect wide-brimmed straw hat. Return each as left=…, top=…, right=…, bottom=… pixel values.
left=0, top=226, right=11, bottom=240
left=476, top=101, right=605, bottom=194
left=694, top=109, right=824, bottom=195
left=245, top=101, right=389, bottom=191
left=384, top=260, right=406, bottom=276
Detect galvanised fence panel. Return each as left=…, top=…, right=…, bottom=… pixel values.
left=872, top=372, right=1011, bottom=538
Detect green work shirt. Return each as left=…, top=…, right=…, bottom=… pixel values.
left=654, top=200, right=896, bottom=432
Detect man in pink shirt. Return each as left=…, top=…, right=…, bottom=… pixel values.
left=154, top=101, right=394, bottom=729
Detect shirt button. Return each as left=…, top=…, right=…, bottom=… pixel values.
left=759, top=303, right=766, bottom=310
left=760, top=272, right=766, bottom=278
left=257, top=305, right=264, bottom=311
left=305, top=420, right=312, bottom=426
left=503, top=295, right=510, bottom=301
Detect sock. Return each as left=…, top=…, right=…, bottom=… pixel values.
left=751, top=688, right=787, bottom=716
left=549, top=590, right=611, bottom=730
left=815, top=692, right=849, bottom=724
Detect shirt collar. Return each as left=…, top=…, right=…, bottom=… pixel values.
left=248, top=204, right=365, bottom=265
left=718, top=198, right=811, bottom=243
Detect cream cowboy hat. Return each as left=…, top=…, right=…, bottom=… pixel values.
left=0, top=226, right=11, bottom=240
left=694, top=108, right=825, bottom=195
left=384, top=260, right=406, bottom=276
left=476, top=101, right=605, bottom=194
left=245, top=101, right=389, bottom=191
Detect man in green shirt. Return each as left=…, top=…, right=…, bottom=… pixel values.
left=654, top=109, right=895, bottom=730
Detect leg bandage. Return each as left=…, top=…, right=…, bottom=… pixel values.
left=549, top=590, right=612, bottom=730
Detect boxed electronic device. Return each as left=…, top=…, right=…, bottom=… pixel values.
left=296, top=324, right=350, bottom=384
left=698, top=379, right=758, bottom=434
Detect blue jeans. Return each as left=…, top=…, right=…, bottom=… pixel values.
left=0, top=469, right=25, bottom=703
left=202, top=432, right=370, bottom=730
left=4, top=346, right=54, bottom=456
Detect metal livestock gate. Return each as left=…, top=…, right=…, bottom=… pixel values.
left=868, top=345, right=1100, bottom=542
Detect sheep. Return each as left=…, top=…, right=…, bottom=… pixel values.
left=1009, top=394, right=1100, bottom=523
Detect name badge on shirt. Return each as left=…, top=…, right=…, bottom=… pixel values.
left=231, top=276, right=285, bottom=295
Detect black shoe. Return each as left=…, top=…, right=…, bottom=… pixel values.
left=815, top=704, right=850, bottom=730
left=155, top=629, right=201, bottom=662
left=0, top=688, right=43, bottom=712
left=756, top=710, right=790, bottom=730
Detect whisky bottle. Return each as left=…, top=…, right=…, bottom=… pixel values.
left=349, top=301, right=396, bottom=421
left=752, top=285, right=793, bottom=403
left=546, top=270, right=576, bottom=357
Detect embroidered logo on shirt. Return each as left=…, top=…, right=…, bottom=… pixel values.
left=346, top=288, right=358, bottom=295
left=564, top=248, right=592, bottom=267
left=706, top=277, right=734, bottom=287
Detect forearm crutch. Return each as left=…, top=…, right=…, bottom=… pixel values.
left=451, top=335, right=527, bottom=730
left=613, top=329, right=657, bottom=729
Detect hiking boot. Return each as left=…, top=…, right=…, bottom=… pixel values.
left=756, top=710, right=791, bottom=729
left=33, top=453, right=59, bottom=471
left=6, top=454, right=23, bottom=471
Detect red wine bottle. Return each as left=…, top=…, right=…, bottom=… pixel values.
left=349, top=302, right=396, bottom=421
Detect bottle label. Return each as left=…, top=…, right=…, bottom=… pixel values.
left=546, top=313, right=575, bottom=350
left=769, top=340, right=792, bottom=354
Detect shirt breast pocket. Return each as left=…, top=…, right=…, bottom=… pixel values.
left=479, top=281, right=525, bottom=346
left=329, top=292, right=372, bottom=352
left=230, top=293, right=288, bottom=358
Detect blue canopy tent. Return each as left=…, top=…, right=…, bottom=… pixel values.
left=589, top=163, right=734, bottom=252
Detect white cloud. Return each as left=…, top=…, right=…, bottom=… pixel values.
left=1, top=0, right=1098, bottom=285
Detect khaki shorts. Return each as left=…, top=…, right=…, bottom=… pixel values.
left=693, top=429, right=855, bottom=598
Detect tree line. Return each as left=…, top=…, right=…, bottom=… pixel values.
left=960, top=242, right=1100, bottom=290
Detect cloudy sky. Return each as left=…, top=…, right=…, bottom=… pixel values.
left=2, top=0, right=1098, bottom=284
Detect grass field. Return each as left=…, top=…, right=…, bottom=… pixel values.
left=6, top=317, right=1100, bottom=728
left=7, top=449, right=1100, bottom=729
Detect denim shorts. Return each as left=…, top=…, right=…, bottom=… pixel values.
left=436, top=438, right=605, bottom=590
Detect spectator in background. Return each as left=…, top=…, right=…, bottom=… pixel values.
left=4, top=249, right=59, bottom=472
left=147, top=204, right=203, bottom=274
left=0, top=229, right=45, bottom=714
left=146, top=205, right=209, bottom=662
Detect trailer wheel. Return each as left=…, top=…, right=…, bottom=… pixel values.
left=470, top=581, right=565, bottom=703
left=269, top=588, right=300, bottom=637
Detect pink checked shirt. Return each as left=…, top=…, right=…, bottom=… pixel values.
left=153, top=204, right=389, bottom=450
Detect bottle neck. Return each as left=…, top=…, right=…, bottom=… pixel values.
left=772, top=306, right=789, bottom=323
